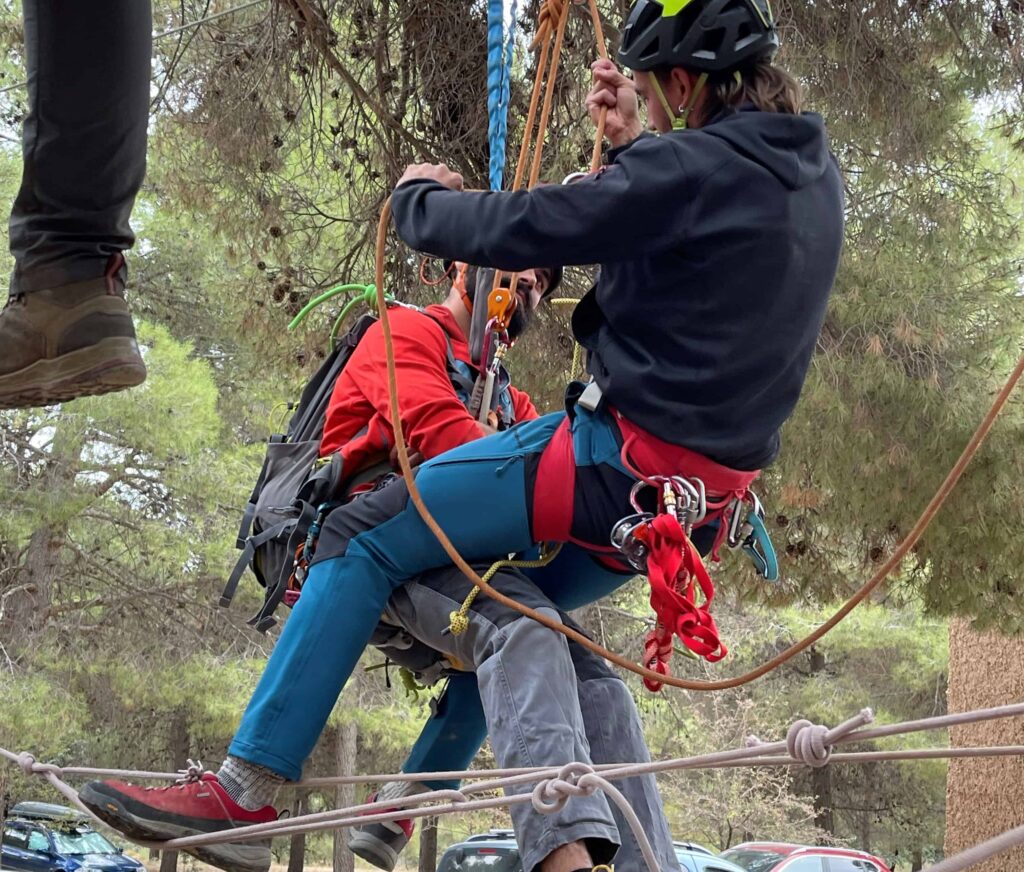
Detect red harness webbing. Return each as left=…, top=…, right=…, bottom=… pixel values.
left=532, top=408, right=761, bottom=691
left=640, top=512, right=727, bottom=691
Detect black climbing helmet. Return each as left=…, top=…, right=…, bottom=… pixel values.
left=618, top=0, right=779, bottom=74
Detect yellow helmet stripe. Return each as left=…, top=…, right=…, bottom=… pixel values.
left=660, top=0, right=698, bottom=17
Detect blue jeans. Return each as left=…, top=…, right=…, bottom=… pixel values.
left=230, top=408, right=639, bottom=779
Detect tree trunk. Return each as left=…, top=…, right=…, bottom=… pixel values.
left=806, top=646, right=835, bottom=837
left=419, top=817, right=439, bottom=872
left=3, top=522, right=64, bottom=643
left=811, top=764, right=834, bottom=836
left=333, top=721, right=358, bottom=872
left=158, top=710, right=191, bottom=872
left=945, top=618, right=1024, bottom=872
left=1, top=422, right=79, bottom=648
left=288, top=791, right=308, bottom=872
left=910, top=847, right=923, bottom=872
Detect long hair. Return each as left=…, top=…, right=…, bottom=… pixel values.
left=702, top=60, right=803, bottom=121
left=655, top=60, right=803, bottom=126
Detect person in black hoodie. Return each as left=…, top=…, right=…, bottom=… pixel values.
left=82, top=5, right=845, bottom=872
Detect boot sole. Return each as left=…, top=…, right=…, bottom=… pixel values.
left=0, top=337, right=147, bottom=409
left=79, top=783, right=271, bottom=872
left=348, top=829, right=402, bottom=871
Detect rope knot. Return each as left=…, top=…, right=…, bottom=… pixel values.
left=16, top=752, right=63, bottom=779
left=785, top=708, right=875, bottom=768
left=531, top=762, right=597, bottom=814
left=785, top=720, right=832, bottom=768
left=531, top=0, right=566, bottom=48
left=175, top=759, right=205, bottom=784
left=16, top=752, right=37, bottom=776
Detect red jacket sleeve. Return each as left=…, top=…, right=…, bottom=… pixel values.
left=353, top=310, right=485, bottom=459
left=509, top=386, right=539, bottom=422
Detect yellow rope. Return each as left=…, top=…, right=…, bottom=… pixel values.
left=449, top=543, right=564, bottom=635
left=549, top=297, right=584, bottom=380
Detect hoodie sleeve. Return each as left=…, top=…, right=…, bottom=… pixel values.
left=391, top=135, right=692, bottom=269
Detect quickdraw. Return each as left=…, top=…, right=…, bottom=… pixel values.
left=610, top=476, right=777, bottom=691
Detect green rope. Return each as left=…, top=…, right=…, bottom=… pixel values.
left=288, top=282, right=396, bottom=350
left=329, top=294, right=370, bottom=348
left=288, top=283, right=386, bottom=331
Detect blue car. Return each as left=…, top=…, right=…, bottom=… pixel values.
left=1, top=802, right=145, bottom=872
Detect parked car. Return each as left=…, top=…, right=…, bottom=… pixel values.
left=437, top=829, right=521, bottom=872
left=720, top=842, right=893, bottom=872
left=1, top=801, right=145, bottom=872
left=675, top=841, right=749, bottom=872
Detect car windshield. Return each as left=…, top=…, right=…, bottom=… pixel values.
left=721, top=849, right=786, bottom=872
left=50, top=829, right=119, bottom=855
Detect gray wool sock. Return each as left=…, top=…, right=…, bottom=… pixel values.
left=377, top=779, right=429, bottom=803
left=217, top=755, right=285, bottom=811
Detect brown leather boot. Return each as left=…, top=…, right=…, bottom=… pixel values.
left=0, top=271, right=146, bottom=409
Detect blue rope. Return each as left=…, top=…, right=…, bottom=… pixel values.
left=487, top=0, right=517, bottom=191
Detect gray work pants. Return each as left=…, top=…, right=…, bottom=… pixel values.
left=379, top=567, right=680, bottom=872
left=9, top=1, right=151, bottom=294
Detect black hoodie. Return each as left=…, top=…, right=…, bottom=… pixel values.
left=391, top=106, right=844, bottom=470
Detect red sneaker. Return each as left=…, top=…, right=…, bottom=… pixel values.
left=346, top=790, right=417, bottom=871
left=80, top=773, right=278, bottom=872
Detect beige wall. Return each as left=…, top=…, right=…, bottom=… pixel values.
left=945, top=617, right=1024, bottom=871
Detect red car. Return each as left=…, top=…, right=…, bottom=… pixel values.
left=720, top=842, right=893, bottom=872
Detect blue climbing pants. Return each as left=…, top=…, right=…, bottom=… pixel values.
left=230, top=407, right=642, bottom=779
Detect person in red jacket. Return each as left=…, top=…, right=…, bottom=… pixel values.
left=319, top=261, right=553, bottom=473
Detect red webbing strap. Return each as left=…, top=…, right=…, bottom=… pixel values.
left=641, top=512, right=727, bottom=692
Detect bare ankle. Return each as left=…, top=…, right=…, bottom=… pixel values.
left=539, top=841, right=593, bottom=872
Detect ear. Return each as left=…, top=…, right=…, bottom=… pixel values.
left=667, top=66, right=696, bottom=108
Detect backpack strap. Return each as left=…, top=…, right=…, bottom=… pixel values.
left=235, top=435, right=286, bottom=549
left=221, top=519, right=298, bottom=608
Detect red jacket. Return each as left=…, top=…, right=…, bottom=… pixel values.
left=319, top=304, right=538, bottom=474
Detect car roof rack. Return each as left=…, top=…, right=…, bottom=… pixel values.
left=9, top=802, right=90, bottom=824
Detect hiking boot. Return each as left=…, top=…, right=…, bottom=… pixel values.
left=346, top=790, right=417, bottom=872
left=80, top=774, right=277, bottom=872
left=0, top=263, right=146, bottom=409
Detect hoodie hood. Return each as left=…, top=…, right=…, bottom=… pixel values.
left=701, top=107, right=833, bottom=190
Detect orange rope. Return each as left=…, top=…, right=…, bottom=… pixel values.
left=375, top=195, right=1024, bottom=690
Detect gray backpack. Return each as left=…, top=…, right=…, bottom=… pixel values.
left=220, top=310, right=476, bottom=632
